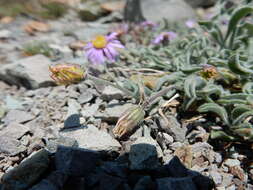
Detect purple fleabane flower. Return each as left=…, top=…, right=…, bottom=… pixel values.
left=185, top=19, right=196, bottom=28
left=152, top=32, right=177, bottom=45
left=84, top=33, right=124, bottom=64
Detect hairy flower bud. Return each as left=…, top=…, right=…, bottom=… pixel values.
left=113, top=105, right=145, bottom=139
left=200, top=65, right=219, bottom=80
left=49, top=64, right=85, bottom=85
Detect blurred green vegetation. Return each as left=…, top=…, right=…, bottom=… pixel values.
left=0, top=0, right=68, bottom=19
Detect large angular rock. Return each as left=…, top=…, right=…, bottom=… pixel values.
left=129, top=137, right=163, bottom=170
left=60, top=125, right=121, bottom=152
left=0, top=55, right=54, bottom=89
left=55, top=146, right=100, bottom=177
left=184, top=0, right=217, bottom=8
left=125, top=0, right=195, bottom=23
left=1, top=149, right=50, bottom=190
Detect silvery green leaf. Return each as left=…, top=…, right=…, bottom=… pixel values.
left=225, top=6, right=253, bottom=41
left=184, top=75, right=206, bottom=98
left=198, top=103, right=230, bottom=125
left=228, top=54, right=253, bottom=75
left=231, top=105, right=252, bottom=121
left=232, top=110, right=253, bottom=125
left=210, top=130, right=236, bottom=141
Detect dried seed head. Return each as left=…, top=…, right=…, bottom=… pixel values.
left=113, top=105, right=145, bottom=139
left=49, top=64, right=85, bottom=85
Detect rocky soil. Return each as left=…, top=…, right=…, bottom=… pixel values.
left=0, top=0, right=252, bottom=190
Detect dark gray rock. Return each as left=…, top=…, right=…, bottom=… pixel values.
left=129, top=137, right=163, bottom=170
left=55, top=146, right=100, bottom=177
left=64, top=114, right=81, bottom=129
left=184, top=0, right=217, bottom=8
left=0, top=55, right=54, bottom=89
left=2, top=149, right=50, bottom=190
left=3, top=110, right=35, bottom=125
left=30, top=171, right=68, bottom=190
left=133, top=176, right=155, bottom=190
left=0, top=123, right=30, bottom=139
left=0, top=136, right=26, bottom=155
left=101, top=161, right=128, bottom=178
left=63, top=177, right=86, bottom=190
left=99, top=173, right=127, bottom=190
left=164, top=156, right=188, bottom=177
left=156, top=177, right=197, bottom=190
left=124, top=0, right=144, bottom=23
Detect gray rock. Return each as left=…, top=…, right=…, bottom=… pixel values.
left=0, top=123, right=30, bottom=139
left=0, top=105, right=6, bottom=119
left=1, top=149, right=50, bottom=190
left=101, top=86, right=124, bottom=101
left=125, top=0, right=195, bottom=23
left=224, top=159, right=240, bottom=168
left=81, top=103, right=100, bottom=118
left=30, top=171, right=68, bottom=190
left=159, top=115, right=186, bottom=142
left=209, top=171, right=222, bottom=185
left=5, top=95, right=24, bottom=110
left=95, top=103, right=133, bottom=122
left=134, top=176, right=154, bottom=190
left=0, top=136, right=26, bottom=155
left=129, top=137, right=163, bottom=170
left=0, top=55, right=54, bottom=89
left=60, top=125, right=121, bottom=152
left=73, top=23, right=109, bottom=41
left=64, top=114, right=81, bottom=129
left=77, top=91, right=94, bottom=104
left=0, top=30, right=11, bottom=39
left=55, top=146, right=100, bottom=177
left=156, top=177, right=197, bottom=190
left=45, top=136, right=78, bottom=153
left=67, top=98, right=81, bottom=117
left=4, top=110, right=35, bottom=125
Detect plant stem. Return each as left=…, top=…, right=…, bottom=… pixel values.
left=142, top=85, right=176, bottom=108
left=86, top=74, right=135, bottom=98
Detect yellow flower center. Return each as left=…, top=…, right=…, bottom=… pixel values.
left=92, top=35, right=107, bottom=49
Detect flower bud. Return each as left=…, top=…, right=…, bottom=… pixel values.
left=200, top=65, right=219, bottom=80
left=49, top=64, right=85, bottom=85
left=113, top=105, right=145, bottom=139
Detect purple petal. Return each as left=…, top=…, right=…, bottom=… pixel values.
left=107, top=44, right=118, bottom=58
left=107, top=32, right=118, bottom=41
left=103, top=47, right=114, bottom=61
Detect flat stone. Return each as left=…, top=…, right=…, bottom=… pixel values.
left=0, top=123, right=30, bottom=139
left=4, top=110, right=35, bottom=125
left=77, top=91, right=94, bottom=104
left=94, top=103, right=133, bottom=122
left=209, top=171, right=222, bottom=185
left=5, top=95, right=24, bottom=110
left=1, top=149, right=50, bottom=190
left=101, top=86, right=124, bottom=101
left=60, top=125, right=121, bottom=152
left=0, top=29, right=11, bottom=39
left=0, top=136, right=26, bottom=155
left=125, top=0, right=195, bottom=23
left=129, top=137, right=163, bottom=170
left=0, top=55, right=54, bottom=89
